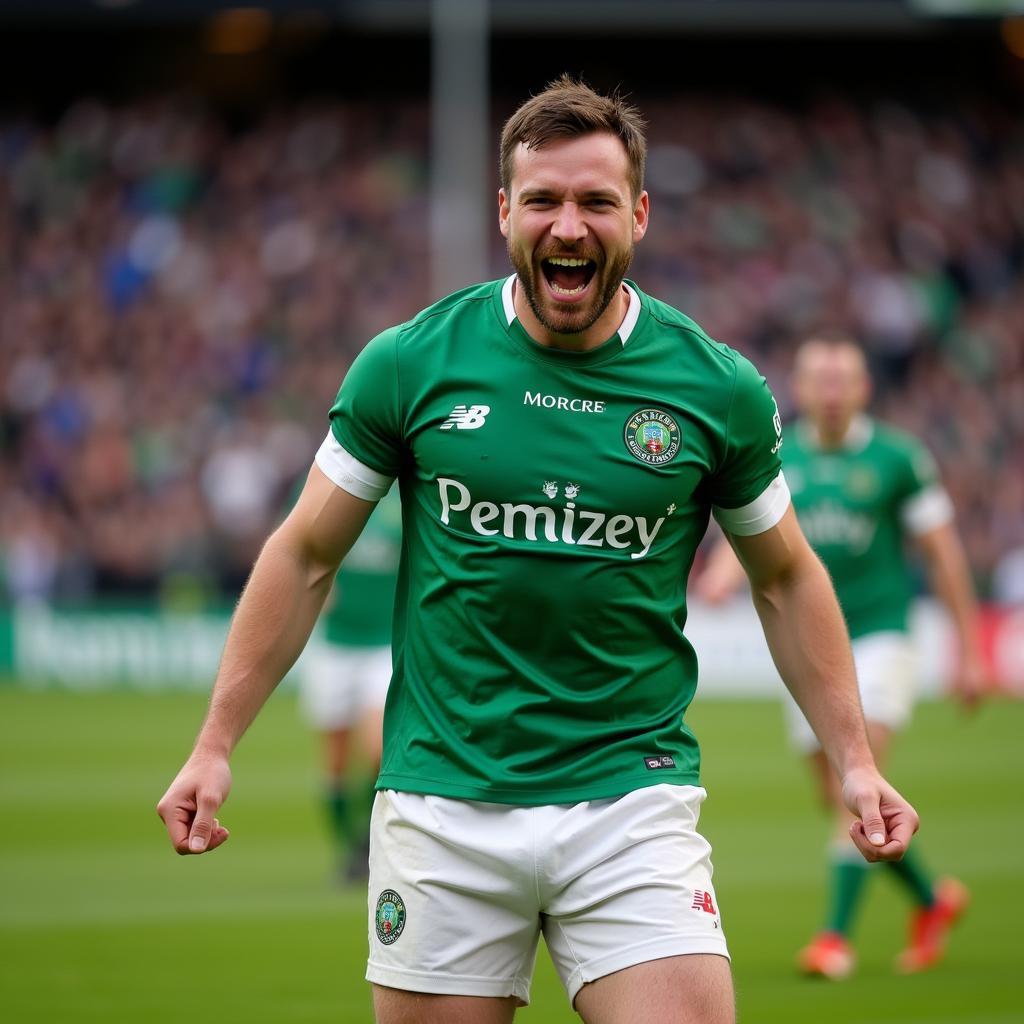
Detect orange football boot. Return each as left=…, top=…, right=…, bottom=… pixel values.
left=798, top=931, right=855, bottom=979
left=896, top=877, right=970, bottom=973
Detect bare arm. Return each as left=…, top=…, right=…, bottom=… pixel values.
left=915, top=522, right=986, bottom=707
left=156, top=464, right=377, bottom=855
left=729, top=507, right=919, bottom=861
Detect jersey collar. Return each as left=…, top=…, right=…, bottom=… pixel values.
left=501, top=274, right=642, bottom=346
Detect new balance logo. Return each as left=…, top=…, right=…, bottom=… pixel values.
left=692, top=890, right=716, bottom=915
left=440, top=404, right=491, bottom=430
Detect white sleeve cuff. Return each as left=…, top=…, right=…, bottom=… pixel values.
left=314, top=431, right=394, bottom=501
left=901, top=485, right=954, bottom=535
left=713, top=471, right=791, bottom=537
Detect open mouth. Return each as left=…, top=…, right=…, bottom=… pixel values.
left=541, top=256, right=597, bottom=299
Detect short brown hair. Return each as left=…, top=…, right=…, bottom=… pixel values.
left=500, top=75, right=647, bottom=201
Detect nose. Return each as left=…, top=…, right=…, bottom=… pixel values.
left=551, top=202, right=586, bottom=245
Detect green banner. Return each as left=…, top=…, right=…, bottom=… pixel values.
left=3, top=604, right=232, bottom=690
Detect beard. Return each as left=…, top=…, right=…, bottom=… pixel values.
left=507, top=240, right=634, bottom=337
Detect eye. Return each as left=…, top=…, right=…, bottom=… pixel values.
left=524, top=197, right=555, bottom=207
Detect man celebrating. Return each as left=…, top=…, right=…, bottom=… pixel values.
left=159, top=78, right=917, bottom=1024
left=697, top=335, right=983, bottom=980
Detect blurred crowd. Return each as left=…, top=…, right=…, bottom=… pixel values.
left=1, top=92, right=1022, bottom=605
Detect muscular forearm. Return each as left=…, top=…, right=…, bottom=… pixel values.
left=730, top=510, right=918, bottom=860
left=158, top=467, right=376, bottom=855
left=750, top=547, right=875, bottom=779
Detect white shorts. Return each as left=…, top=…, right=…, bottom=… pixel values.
left=298, top=643, right=392, bottom=731
left=366, top=784, right=729, bottom=1007
left=783, top=631, right=917, bottom=753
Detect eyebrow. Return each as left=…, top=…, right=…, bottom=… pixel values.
left=517, top=187, right=624, bottom=203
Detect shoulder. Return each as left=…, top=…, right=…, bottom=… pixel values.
left=352, top=280, right=502, bottom=385
left=393, top=279, right=503, bottom=349
left=865, top=420, right=942, bottom=491
left=867, top=420, right=935, bottom=470
left=642, top=291, right=741, bottom=364
left=638, top=287, right=765, bottom=391
left=869, top=420, right=928, bottom=456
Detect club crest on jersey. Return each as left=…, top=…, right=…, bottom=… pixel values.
left=846, top=468, right=879, bottom=499
left=375, top=889, right=407, bottom=945
left=624, top=408, right=681, bottom=466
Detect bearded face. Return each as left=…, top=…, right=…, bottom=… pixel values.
left=499, top=133, right=648, bottom=347
left=506, top=234, right=634, bottom=337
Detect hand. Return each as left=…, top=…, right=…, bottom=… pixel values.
left=157, top=754, right=232, bottom=855
left=841, top=767, right=919, bottom=863
left=951, top=648, right=987, bottom=711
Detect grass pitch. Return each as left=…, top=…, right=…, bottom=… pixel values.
left=0, top=687, right=1020, bottom=1023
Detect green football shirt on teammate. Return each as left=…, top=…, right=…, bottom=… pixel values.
left=696, top=336, right=985, bottom=980
left=784, top=414, right=951, bottom=640
left=784, top=339, right=984, bottom=979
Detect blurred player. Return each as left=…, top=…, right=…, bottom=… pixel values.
left=696, top=334, right=984, bottom=979
left=159, top=79, right=919, bottom=1024
left=300, top=485, right=401, bottom=882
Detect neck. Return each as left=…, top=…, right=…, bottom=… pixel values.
left=513, top=279, right=629, bottom=352
left=813, top=417, right=855, bottom=449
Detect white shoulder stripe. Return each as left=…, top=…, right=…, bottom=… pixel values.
left=315, top=431, right=394, bottom=502
left=901, top=485, right=954, bottom=535
left=713, top=471, right=791, bottom=536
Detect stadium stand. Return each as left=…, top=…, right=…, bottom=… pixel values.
left=1, top=92, right=1021, bottom=602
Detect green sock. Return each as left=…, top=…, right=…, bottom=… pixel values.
left=354, top=778, right=376, bottom=847
left=327, top=777, right=376, bottom=848
left=884, top=847, right=935, bottom=907
left=825, top=850, right=873, bottom=936
left=325, top=786, right=355, bottom=849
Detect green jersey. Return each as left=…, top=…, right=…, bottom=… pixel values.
left=316, top=276, right=786, bottom=804
left=323, top=487, right=402, bottom=648
left=784, top=416, right=953, bottom=639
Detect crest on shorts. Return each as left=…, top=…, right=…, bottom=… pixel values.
left=624, top=408, right=682, bottom=466
left=375, top=889, right=407, bottom=945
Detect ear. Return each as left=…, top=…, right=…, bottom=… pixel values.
left=498, top=188, right=511, bottom=238
left=632, top=191, right=650, bottom=242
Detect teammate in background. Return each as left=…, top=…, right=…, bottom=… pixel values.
left=159, top=79, right=919, bottom=1024
left=300, top=485, right=401, bottom=882
left=695, top=335, right=985, bottom=980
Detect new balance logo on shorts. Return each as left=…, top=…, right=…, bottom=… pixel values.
left=692, top=890, right=716, bottom=915
left=440, top=404, right=491, bottom=430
